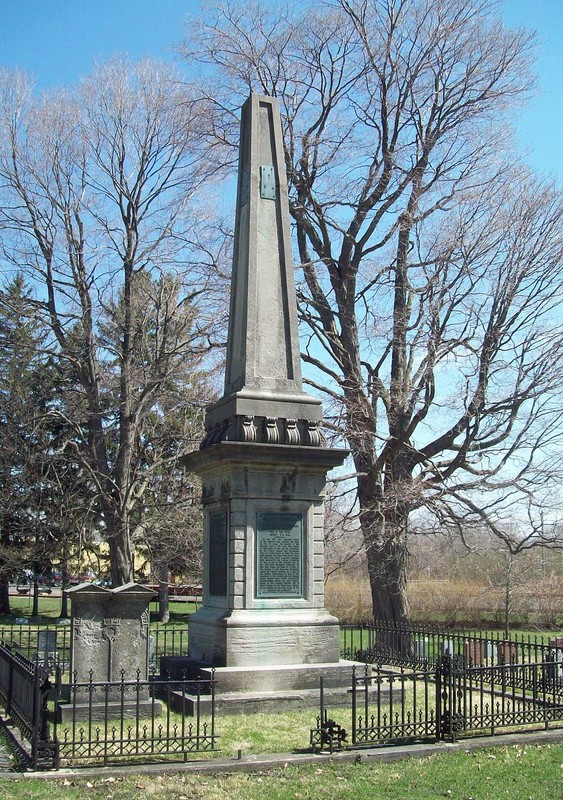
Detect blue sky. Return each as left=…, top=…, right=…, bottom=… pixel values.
left=0, top=0, right=562, bottom=180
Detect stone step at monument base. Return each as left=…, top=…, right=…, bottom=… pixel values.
left=168, top=686, right=359, bottom=716
left=159, top=657, right=363, bottom=692
left=158, top=658, right=380, bottom=716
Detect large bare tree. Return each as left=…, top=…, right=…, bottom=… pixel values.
left=182, top=0, right=563, bottom=625
left=0, top=60, right=226, bottom=585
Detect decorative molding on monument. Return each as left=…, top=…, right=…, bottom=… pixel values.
left=200, top=414, right=326, bottom=449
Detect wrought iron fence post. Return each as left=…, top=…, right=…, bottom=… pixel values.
left=52, top=665, right=61, bottom=769
left=211, top=667, right=216, bottom=746
left=6, top=646, right=13, bottom=716
left=31, top=663, right=41, bottom=771
left=351, top=665, right=357, bottom=745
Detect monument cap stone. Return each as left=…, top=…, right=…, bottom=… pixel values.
left=67, top=582, right=155, bottom=688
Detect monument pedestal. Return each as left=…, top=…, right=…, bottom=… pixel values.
left=183, top=442, right=346, bottom=668
left=176, top=441, right=361, bottom=711
left=187, top=607, right=340, bottom=667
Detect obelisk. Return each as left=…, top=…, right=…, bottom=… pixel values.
left=182, top=94, right=350, bottom=698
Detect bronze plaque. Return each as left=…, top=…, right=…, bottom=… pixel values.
left=255, top=512, right=303, bottom=598
left=209, top=512, right=228, bottom=597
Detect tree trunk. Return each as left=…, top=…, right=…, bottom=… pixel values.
left=60, top=589, right=69, bottom=620
left=59, top=543, right=70, bottom=619
left=358, top=471, right=413, bottom=656
left=101, top=503, right=135, bottom=586
left=503, top=553, right=514, bottom=638
left=158, top=577, right=170, bottom=624
left=364, top=527, right=410, bottom=628
left=356, top=466, right=411, bottom=628
left=31, top=576, right=40, bottom=619
left=0, top=577, right=10, bottom=615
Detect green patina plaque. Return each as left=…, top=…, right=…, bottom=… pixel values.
left=255, top=512, right=303, bottom=598
left=208, top=512, right=228, bottom=597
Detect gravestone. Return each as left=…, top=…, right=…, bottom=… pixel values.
left=464, top=639, right=485, bottom=666
left=497, top=641, right=518, bottom=664
left=58, top=582, right=157, bottom=720
left=35, top=630, right=57, bottom=669
left=181, top=94, right=360, bottom=708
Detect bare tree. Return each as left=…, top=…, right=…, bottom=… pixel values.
left=0, top=60, right=226, bottom=585
left=182, top=0, right=563, bottom=626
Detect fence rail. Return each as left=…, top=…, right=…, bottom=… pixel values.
left=4, top=620, right=558, bottom=682
left=0, top=637, right=217, bottom=770
left=1, top=620, right=562, bottom=769
left=0, top=623, right=189, bottom=679
left=341, top=622, right=561, bottom=671
left=0, top=642, right=57, bottom=769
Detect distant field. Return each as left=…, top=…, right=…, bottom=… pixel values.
left=5, top=575, right=562, bottom=631
left=325, top=575, right=563, bottom=629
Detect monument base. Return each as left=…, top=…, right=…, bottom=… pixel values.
left=187, top=607, right=341, bottom=667
left=159, top=657, right=372, bottom=716
left=169, top=686, right=357, bottom=716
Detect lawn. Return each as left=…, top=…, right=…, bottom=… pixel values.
left=2, top=595, right=198, bottom=626
left=1, top=743, right=562, bottom=800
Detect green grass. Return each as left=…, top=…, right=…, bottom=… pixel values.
left=1, top=743, right=562, bottom=799
left=2, top=595, right=64, bottom=623
left=54, top=707, right=321, bottom=767
left=1, top=596, right=198, bottom=626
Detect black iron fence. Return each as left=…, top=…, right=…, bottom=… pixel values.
left=312, top=655, right=563, bottom=752
left=0, top=623, right=188, bottom=679
left=0, top=640, right=217, bottom=770
left=5, top=620, right=558, bottom=682
left=150, top=625, right=189, bottom=666
left=341, top=622, right=560, bottom=670
left=1, top=619, right=562, bottom=768
left=53, top=669, right=217, bottom=767
left=0, top=642, right=57, bottom=769
left=0, top=624, right=71, bottom=674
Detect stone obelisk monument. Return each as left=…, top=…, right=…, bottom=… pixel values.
left=182, top=94, right=350, bottom=700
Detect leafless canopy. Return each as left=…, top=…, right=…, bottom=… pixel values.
left=182, top=0, right=563, bottom=621
left=0, top=59, right=229, bottom=584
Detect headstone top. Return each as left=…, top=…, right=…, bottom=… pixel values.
left=66, top=582, right=108, bottom=596
left=67, top=582, right=156, bottom=597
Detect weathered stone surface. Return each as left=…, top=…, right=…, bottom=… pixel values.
left=188, top=608, right=340, bottom=668
left=198, top=94, right=325, bottom=449
left=66, top=582, right=155, bottom=704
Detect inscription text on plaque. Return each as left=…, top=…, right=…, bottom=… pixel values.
left=255, top=512, right=304, bottom=598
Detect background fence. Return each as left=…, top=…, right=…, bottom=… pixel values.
left=0, top=623, right=189, bottom=680
left=340, top=622, right=562, bottom=670
left=2, top=620, right=559, bottom=678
